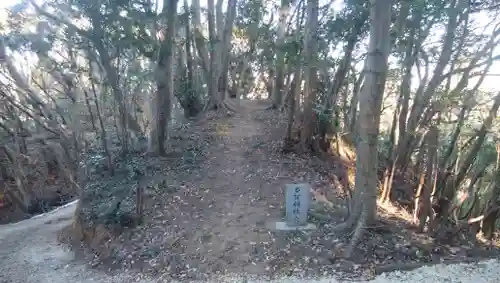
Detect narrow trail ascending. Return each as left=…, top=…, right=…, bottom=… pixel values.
left=1, top=101, right=500, bottom=282
left=188, top=100, right=276, bottom=274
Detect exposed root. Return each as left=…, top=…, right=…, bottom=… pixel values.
left=309, top=211, right=332, bottom=221
left=201, top=98, right=215, bottom=113
left=331, top=214, right=357, bottom=233
left=344, top=207, right=368, bottom=258
left=282, top=137, right=297, bottom=153
left=198, top=98, right=239, bottom=119
left=223, top=98, right=240, bottom=112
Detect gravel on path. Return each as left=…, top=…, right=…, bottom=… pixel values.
left=0, top=201, right=499, bottom=283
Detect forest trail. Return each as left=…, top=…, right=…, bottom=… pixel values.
left=167, top=99, right=282, bottom=275
left=1, top=100, right=500, bottom=282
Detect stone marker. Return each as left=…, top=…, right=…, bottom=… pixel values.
left=285, top=183, right=310, bottom=226
left=267, top=183, right=316, bottom=231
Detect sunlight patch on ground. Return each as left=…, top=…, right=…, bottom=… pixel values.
left=216, top=122, right=232, bottom=136
left=377, top=200, right=414, bottom=225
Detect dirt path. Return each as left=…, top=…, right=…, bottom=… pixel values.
left=1, top=200, right=500, bottom=283
left=2, top=101, right=500, bottom=282
left=0, top=200, right=151, bottom=283
left=187, top=100, right=277, bottom=274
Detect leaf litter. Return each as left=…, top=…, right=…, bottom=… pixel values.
left=60, top=100, right=500, bottom=282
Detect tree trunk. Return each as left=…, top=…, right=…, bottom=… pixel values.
left=347, top=71, right=363, bottom=135
left=299, top=0, right=319, bottom=150
left=481, top=148, right=500, bottom=239
left=148, top=0, right=178, bottom=155
left=471, top=112, right=500, bottom=240
left=88, top=59, right=114, bottom=174
left=414, top=126, right=438, bottom=232
left=191, top=0, right=210, bottom=79
left=380, top=21, right=418, bottom=202
left=319, top=10, right=368, bottom=145
left=397, top=0, right=468, bottom=168
left=343, top=0, right=392, bottom=258
left=218, top=0, right=238, bottom=98
left=272, top=0, right=292, bottom=109
left=455, top=93, right=500, bottom=186
left=237, top=3, right=261, bottom=99
left=283, top=2, right=303, bottom=152
left=183, top=0, right=202, bottom=117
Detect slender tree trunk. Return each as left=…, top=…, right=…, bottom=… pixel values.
left=380, top=20, right=417, bottom=202
left=481, top=147, right=500, bottom=239
left=300, top=0, right=319, bottom=150
left=344, top=0, right=392, bottom=258
left=397, top=0, right=466, bottom=168
left=183, top=0, right=202, bottom=117
left=148, top=0, right=179, bottom=155
left=283, top=2, right=303, bottom=151
left=455, top=93, right=500, bottom=186
left=218, top=0, right=238, bottom=98
left=414, top=126, right=438, bottom=232
left=272, top=0, right=292, bottom=109
left=319, top=11, right=368, bottom=145
left=348, top=71, right=363, bottom=135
